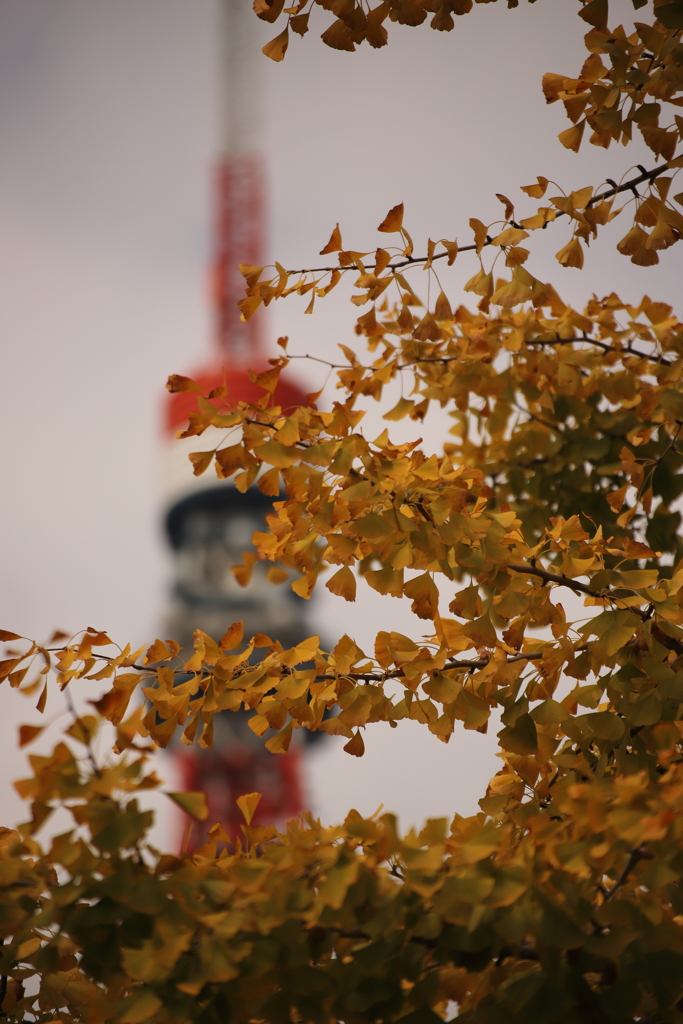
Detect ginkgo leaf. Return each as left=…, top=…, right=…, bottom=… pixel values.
left=326, top=566, right=357, bottom=602
left=266, top=564, right=290, bottom=585
left=265, top=724, right=292, bottom=753
left=66, top=715, right=98, bottom=745
left=166, top=791, right=209, bottom=821
left=377, top=202, right=404, bottom=233
left=521, top=176, right=549, bottom=199
left=220, top=621, right=244, bottom=650
left=166, top=374, right=203, bottom=393
left=343, top=729, right=365, bottom=756
left=498, top=713, right=538, bottom=755
left=36, top=682, right=48, bottom=713
left=462, top=613, right=497, bottom=648
left=440, top=238, right=458, bottom=264
left=118, top=989, right=163, bottom=1024
left=258, top=466, right=281, bottom=495
left=558, top=120, right=586, bottom=152
left=189, top=451, right=214, bottom=477
left=236, top=792, right=262, bottom=825
left=556, top=237, right=584, bottom=268
left=403, top=573, right=439, bottom=619
left=291, top=571, right=317, bottom=599
left=262, top=27, right=289, bottom=61
left=207, top=821, right=232, bottom=843
left=580, top=610, right=638, bottom=656
left=144, top=639, right=172, bottom=665
left=258, top=439, right=300, bottom=468
left=383, top=396, right=414, bottom=421
left=320, top=224, right=343, bottom=254
left=18, top=724, right=44, bottom=748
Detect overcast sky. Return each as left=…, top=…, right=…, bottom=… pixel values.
left=0, top=0, right=680, bottom=843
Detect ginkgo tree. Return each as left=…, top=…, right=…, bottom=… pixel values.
left=2, top=2, right=683, bottom=1023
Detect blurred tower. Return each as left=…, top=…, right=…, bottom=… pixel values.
left=161, top=0, right=312, bottom=847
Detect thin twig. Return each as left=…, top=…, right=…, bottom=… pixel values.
left=284, top=330, right=676, bottom=375
left=63, top=687, right=101, bottom=777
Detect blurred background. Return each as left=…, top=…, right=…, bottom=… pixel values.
left=0, top=0, right=680, bottom=847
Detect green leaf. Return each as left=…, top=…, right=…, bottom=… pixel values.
left=499, top=713, right=538, bottom=755
left=166, top=791, right=209, bottom=821
left=583, top=711, right=625, bottom=742
left=625, top=692, right=662, bottom=726
left=531, top=699, right=569, bottom=724
left=580, top=609, right=638, bottom=656
left=91, top=807, right=154, bottom=853
left=117, top=988, right=163, bottom=1024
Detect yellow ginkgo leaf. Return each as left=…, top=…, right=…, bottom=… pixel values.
left=236, top=792, right=262, bottom=825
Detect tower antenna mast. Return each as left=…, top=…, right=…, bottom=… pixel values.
left=213, top=0, right=266, bottom=365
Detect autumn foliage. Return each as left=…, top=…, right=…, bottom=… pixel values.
left=2, top=2, right=683, bottom=1023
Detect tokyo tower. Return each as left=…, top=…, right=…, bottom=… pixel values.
left=160, top=0, right=315, bottom=849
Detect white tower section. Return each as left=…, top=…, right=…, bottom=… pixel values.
left=217, top=0, right=264, bottom=158
left=213, top=0, right=266, bottom=365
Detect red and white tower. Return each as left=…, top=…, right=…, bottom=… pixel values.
left=161, top=0, right=312, bottom=848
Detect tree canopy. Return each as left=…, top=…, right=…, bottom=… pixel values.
left=2, top=2, right=683, bottom=1024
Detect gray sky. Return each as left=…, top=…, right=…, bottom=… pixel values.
left=0, top=0, right=680, bottom=842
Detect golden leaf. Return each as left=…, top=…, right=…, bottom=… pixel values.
left=520, top=176, right=549, bottom=199
left=556, top=236, right=584, bottom=268
left=0, top=630, right=22, bottom=642
left=291, top=571, right=317, bottom=599
left=469, top=218, right=488, bottom=253
left=144, top=639, right=172, bottom=665
left=220, top=621, right=244, bottom=650
left=189, top=451, right=214, bottom=477
left=236, top=792, right=262, bottom=825
left=266, top=565, right=289, bottom=585
left=18, top=724, right=44, bottom=748
left=166, top=374, right=203, bottom=393
left=558, top=120, right=585, bottom=152
left=440, top=238, right=458, bottom=264
left=326, top=566, right=357, bottom=602
left=343, top=729, right=366, bottom=756
left=262, top=27, right=289, bottom=61
left=265, top=724, right=293, bottom=753
left=377, top=202, right=404, bottom=233
left=403, top=572, right=439, bottom=620
left=320, top=223, right=343, bottom=254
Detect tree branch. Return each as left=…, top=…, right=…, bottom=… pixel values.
left=285, top=329, right=676, bottom=375
left=280, top=162, right=673, bottom=277
left=509, top=563, right=600, bottom=597
left=526, top=333, right=675, bottom=367
left=603, top=844, right=651, bottom=902
left=509, top=563, right=651, bottom=622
